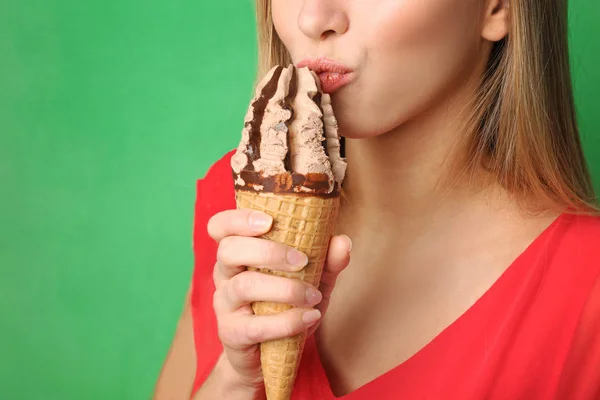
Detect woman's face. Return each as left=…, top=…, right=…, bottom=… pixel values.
left=271, top=0, right=502, bottom=138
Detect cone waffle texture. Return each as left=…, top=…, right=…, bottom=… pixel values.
left=235, top=190, right=341, bottom=400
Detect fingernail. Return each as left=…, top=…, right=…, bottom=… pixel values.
left=306, top=288, right=322, bottom=306
left=341, top=235, right=353, bottom=252
left=302, top=309, right=322, bottom=325
left=287, top=249, right=309, bottom=268
left=248, top=212, right=273, bottom=231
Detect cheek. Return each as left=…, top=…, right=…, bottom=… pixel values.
left=338, top=0, right=482, bottom=137
left=271, top=0, right=302, bottom=58
left=368, top=0, right=480, bottom=45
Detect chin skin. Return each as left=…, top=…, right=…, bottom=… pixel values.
left=331, top=58, right=483, bottom=141
left=272, top=0, right=500, bottom=141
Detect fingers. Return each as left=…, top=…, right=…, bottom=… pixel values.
left=218, top=308, right=322, bottom=349
left=215, top=236, right=309, bottom=281
left=207, top=209, right=273, bottom=242
left=214, top=271, right=323, bottom=313
left=319, top=235, right=352, bottom=293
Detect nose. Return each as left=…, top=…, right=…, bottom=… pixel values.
left=297, top=0, right=349, bottom=41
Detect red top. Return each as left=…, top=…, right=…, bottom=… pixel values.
left=190, top=151, right=600, bottom=400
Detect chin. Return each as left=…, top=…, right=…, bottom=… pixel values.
left=338, top=122, right=395, bottom=140
left=334, top=106, right=405, bottom=140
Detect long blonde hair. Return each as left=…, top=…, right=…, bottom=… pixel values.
left=253, top=1, right=597, bottom=213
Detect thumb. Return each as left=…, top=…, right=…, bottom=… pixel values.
left=315, top=235, right=352, bottom=318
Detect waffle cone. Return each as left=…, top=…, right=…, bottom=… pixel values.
left=235, top=190, right=341, bottom=400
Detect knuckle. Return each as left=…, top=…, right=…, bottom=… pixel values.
left=281, top=280, right=299, bottom=302
left=230, top=272, right=251, bottom=301
left=263, top=240, right=283, bottom=265
left=281, top=315, right=299, bottom=337
left=216, top=236, right=236, bottom=263
left=217, top=318, right=236, bottom=346
left=212, top=286, right=225, bottom=313
left=241, top=209, right=255, bottom=226
left=212, top=263, right=221, bottom=285
left=245, top=319, right=264, bottom=343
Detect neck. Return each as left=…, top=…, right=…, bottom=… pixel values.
left=341, top=89, right=490, bottom=224
left=336, top=98, right=560, bottom=271
left=334, top=57, right=561, bottom=249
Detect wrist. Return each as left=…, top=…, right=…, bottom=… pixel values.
left=212, top=353, right=265, bottom=400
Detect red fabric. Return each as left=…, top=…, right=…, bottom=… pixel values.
left=190, top=151, right=600, bottom=399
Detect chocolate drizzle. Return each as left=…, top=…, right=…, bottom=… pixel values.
left=244, top=66, right=284, bottom=171
left=282, top=66, right=298, bottom=172
left=313, top=92, right=329, bottom=158
left=236, top=170, right=340, bottom=198
left=234, top=65, right=343, bottom=199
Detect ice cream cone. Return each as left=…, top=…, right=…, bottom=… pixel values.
left=235, top=190, right=340, bottom=400
left=231, top=64, right=347, bottom=399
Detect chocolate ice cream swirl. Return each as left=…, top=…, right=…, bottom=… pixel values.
left=231, top=65, right=347, bottom=197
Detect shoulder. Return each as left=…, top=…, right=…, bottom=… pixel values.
left=531, top=213, right=600, bottom=292
left=543, top=213, right=600, bottom=303
left=558, top=215, right=600, bottom=392
left=554, top=214, right=600, bottom=397
left=559, top=212, right=600, bottom=316
left=193, top=150, right=237, bottom=240
left=554, top=213, right=600, bottom=265
left=525, top=213, right=600, bottom=335
left=515, top=213, right=600, bottom=396
left=195, top=149, right=236, bottom=214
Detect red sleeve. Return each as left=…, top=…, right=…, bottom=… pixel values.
left=189, top=151, right=236, bottom=396
left=556, top=274, right=600, bottom=399
left=556, top=217, right=600, bottom=399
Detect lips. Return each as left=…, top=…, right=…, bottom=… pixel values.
left=297, top=58, right=355, bottom=94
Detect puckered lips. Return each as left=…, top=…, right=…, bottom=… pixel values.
left=297, top=57, right=355, bottom=94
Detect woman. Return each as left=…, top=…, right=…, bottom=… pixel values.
left=156, top=0, right=600, bottom=399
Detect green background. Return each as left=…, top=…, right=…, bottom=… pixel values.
left=1, top=1, right=598, bottom=399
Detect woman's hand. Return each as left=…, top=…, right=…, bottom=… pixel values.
left=204, top=208, right=352, bottom=396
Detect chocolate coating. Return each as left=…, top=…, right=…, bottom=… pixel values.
left=235, top=170, right=340, bottom=198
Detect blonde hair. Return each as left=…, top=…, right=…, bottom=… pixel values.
left=253, top=1, right=598, bottom=213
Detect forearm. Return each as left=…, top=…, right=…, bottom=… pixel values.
left=154, top=289, right=197, bottom=400
left=193, top=354, right=265, bottom=400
